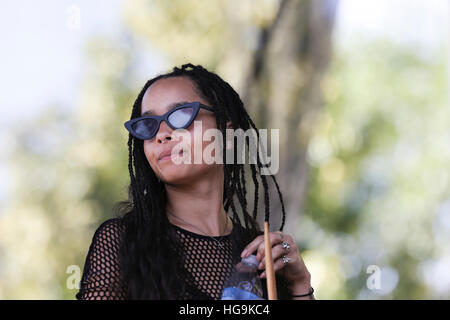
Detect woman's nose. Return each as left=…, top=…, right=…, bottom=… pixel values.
left=155, top=120, right=172, bottom=143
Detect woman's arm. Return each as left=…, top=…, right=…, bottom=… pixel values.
left=288, top=273, right=315, bottom=300
left=76, top=218, right=126, bottom=300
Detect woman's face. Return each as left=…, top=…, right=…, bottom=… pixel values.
left=141, top=76, right=224, bottom=185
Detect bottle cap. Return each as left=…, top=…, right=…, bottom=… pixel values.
left=241, top=254, right=258, bottom=267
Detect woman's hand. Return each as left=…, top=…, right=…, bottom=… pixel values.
left=241, top=231, right=312, bottom=297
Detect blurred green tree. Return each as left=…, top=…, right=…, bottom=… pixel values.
left=302, top=40, right=449, bottom=299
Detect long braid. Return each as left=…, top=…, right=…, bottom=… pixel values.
left=241, top=106, right=287, bottom=231
left=250, top=164, right=260, bottom=221
left=238, top=164, right=249, bottom=220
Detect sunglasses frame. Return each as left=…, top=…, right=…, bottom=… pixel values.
left=124, top=101, right=214, bottom=140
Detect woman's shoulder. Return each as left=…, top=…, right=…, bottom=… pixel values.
left=96, top=217, right=124, bottom=231
left=89, top=217, right=125, bottom=247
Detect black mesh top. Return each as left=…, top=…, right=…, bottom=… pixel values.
left=76, top=217, right=291, bottom=300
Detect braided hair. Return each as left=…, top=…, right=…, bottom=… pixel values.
left=115, top=63, right=286, bottom=299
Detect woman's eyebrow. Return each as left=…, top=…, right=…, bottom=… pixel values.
left=141, top=101, right=190, bottom=116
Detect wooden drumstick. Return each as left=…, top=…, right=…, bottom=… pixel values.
left=264, top=221, right=277, bottom=300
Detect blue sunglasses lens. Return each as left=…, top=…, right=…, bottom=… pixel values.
left=168, top=106, right=194, bottom=128
left=132, top=118, right=158, bottom=138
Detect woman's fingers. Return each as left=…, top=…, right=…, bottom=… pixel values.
left=240, top=232, right=284, bottom=258
left=260, top=252, right=295, bottom=278
left=241, top=232, right=301, bottom=280
left=256, top=233, right=294, bottom=265
left=257, top=242, right=288, bottom=270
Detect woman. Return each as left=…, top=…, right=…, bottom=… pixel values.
left=76, top=63, right=313, bottom=300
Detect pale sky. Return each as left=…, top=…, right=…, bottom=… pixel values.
left=0, top=0, right=123, bottom=123
left=336, top=0, right=449, bottom=51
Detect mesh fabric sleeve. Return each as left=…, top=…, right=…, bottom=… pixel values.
left=76, top=218, right=126, bottom=300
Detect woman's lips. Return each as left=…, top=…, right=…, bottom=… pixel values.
left=158, top=150, right=184, bottom=161
left=159, top=154, right=172, bottom=161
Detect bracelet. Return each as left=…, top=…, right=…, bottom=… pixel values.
left=290, top=287, right=314, bottom=298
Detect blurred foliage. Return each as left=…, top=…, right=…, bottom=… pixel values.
left=301, top=39, right=449, bottom=299
left=0, top=1, right=448, bottom=300
left=0, top=35, right=136, bottom=298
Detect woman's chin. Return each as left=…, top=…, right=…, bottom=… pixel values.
left=158, top=163, right=214, bottom=185
left=158, top=165, right=194, bottom=183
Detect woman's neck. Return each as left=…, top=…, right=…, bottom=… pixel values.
left=164, top=178, right=231, bottom=237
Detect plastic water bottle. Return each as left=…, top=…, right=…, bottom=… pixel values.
left=221, top=254, right=264, bottom=300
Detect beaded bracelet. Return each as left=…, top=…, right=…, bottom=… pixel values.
left=290, top=287, right=314, bottom=299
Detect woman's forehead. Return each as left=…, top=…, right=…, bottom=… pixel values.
left=142, top=77, right=200, bottom=114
